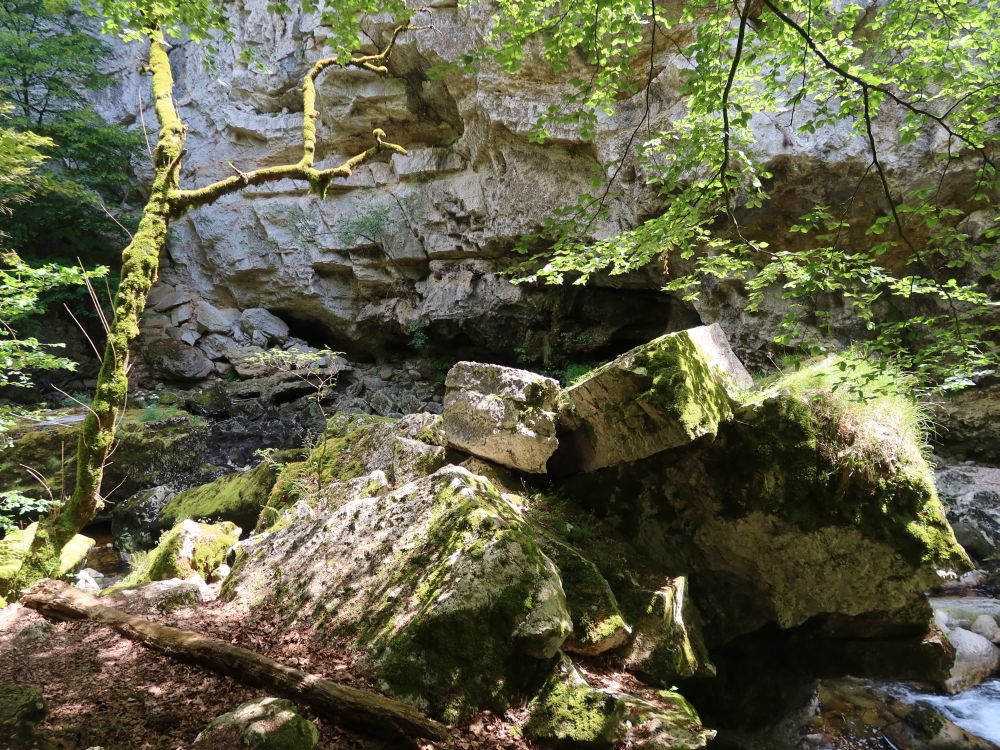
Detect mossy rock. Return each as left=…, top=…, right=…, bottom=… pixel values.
left=526, top=655, right=715, bottom=749
left=0, top=409, right=216, bottom=502
left=555, top=324, right=752, bottom=474
left=159, top=461, right=278, bottom=531
left=0, top=683, right=53, bottom=750
left=540, top=535, right=629, bottom=655
left=192, top=697, right=317, bottom=749
left=0, top=523, right=94, bottom=587
left=225, top=466, right=571, bottom=722
left=567, top=364, right=969, bottom=645
left=620, top=576, right=715, bottom=683
left=257, top=412, right=445, bottom=531
left=526, top=655, right=628, bottom=747
left=107, top=519, right=239, bottom=593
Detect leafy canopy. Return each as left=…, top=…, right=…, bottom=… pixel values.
left=481, top=0, right=1000, bottom=391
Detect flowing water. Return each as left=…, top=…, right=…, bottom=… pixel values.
left=890, top=680, right=1000, bottom=745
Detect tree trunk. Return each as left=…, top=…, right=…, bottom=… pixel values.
left=21, top=579, right=449, bottom=744
left=7, top=38, right=183, bottom=596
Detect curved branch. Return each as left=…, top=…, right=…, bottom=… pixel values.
left=169, top=25, right=415, bottom=215
left=761, top=0, right=996, bottom=170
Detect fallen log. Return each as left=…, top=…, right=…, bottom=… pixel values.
left=21, top=579, right=448, bottom=744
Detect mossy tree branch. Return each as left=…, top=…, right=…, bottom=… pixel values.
left=169, top=24, right=413, bottom=214
left=7, top=25, right=411, bottom=597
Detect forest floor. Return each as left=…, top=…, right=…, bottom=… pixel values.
left=0, top=587, right=533, bottom=750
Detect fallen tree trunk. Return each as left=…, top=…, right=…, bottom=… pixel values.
left=21, top=579, right=448, bottom=744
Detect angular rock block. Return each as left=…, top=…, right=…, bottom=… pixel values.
left=443, top=362, right=560, bottom=473
left=558, top=324, right=752, bottom=473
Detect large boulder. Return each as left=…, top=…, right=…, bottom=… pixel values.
left=556, top=324, right=753, bottom=474
left=943, top=627, right=1000, bottom=694
left=192, top=697, right=317, bottom=750
left=568, top=360, right=970, bottom=646
left=224, top=466, right=572, bottom=721
left=107, top=520, right=240, bottom=593
left=443, top=362, right=560, bottom=473
left=158, top=462, right=278, bottom=533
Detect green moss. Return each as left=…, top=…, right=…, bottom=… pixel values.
left=106, top=520, right=238, bottom=593
left=540, top=535, right=628, bottom=653
left=160, top=461, right=277, bottom=530
left=358, top=474, right=563, bottom=722
left=525, top=665, right=626, bottom=747
left=260, top=414, right=394, bottom=525
left=634, top=331, right=734, bottom=437
left=0, top=523, right=94, bottom=586
left=715, top=360, right=969, bottom=570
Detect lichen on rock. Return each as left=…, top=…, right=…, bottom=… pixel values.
left=0, top=523, right=94, bottom=590
left=192, top=697, right=318, bottom=750
left=106, top=519, right=239, bottom=593
left=556, top=324, right=752, bottom=474
left=224, top=465, right=571, bottom=721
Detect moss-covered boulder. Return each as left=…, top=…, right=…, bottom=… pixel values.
left=107, top=520, right=239, bottom=593
left=159, top=461, right=277, bottom=531
left=0, top=683, right=52, bottom=750
left=556, top=324, right=752, bottom=474
left=569, top=359, right=969, bottom=646
left=192, top=697, right=317, bottom=750
left=257, top=412, right=446, bottom=531
left=540, top=536, right=630, bottom=655
left=225, top=466, right=571, bottom=721
left=443, top=362, right=560, bottom=474
left=0, top=523, right=94, bottom=589
left=621, top=576, right=715, bottom=682
left=525, top=654, right=715, bottom=749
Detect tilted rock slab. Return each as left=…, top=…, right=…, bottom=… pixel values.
left=557, top=324, right=753, bottom=474
left=443, top=362, right=560, bottom=473
left=224, top=465, right=572, bottom=721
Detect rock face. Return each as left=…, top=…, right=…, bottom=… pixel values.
left=225, top=465, right=572, bottom=721
left=935, top=464, right=1000, bottom=576
left=556, top=324, right=752, bottom=473
left=443, top=362, right=560, bottom=473
left=81, top=0, right=971, bottom=376
left=192, top=697, right=318, bottom=750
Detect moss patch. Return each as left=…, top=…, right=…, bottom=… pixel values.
left=0, top=523, right=94, bottom=586
left=106, top=520, right=238, bottom=593
left=633, top=330, right=734, bottom=438
left=160, top=461, right=277, bottom=531
left=525, top=662, right=627, bottom=747
left=716, top=382, right=967, bottom=570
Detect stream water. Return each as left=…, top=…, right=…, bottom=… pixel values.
left=891, top=680, right=1000, bottom=745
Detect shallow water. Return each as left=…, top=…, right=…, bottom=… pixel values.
left=892, top=680, right=1000, bottom=745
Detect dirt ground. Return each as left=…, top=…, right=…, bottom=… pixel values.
left=0, top=586, right=533, bottom=750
